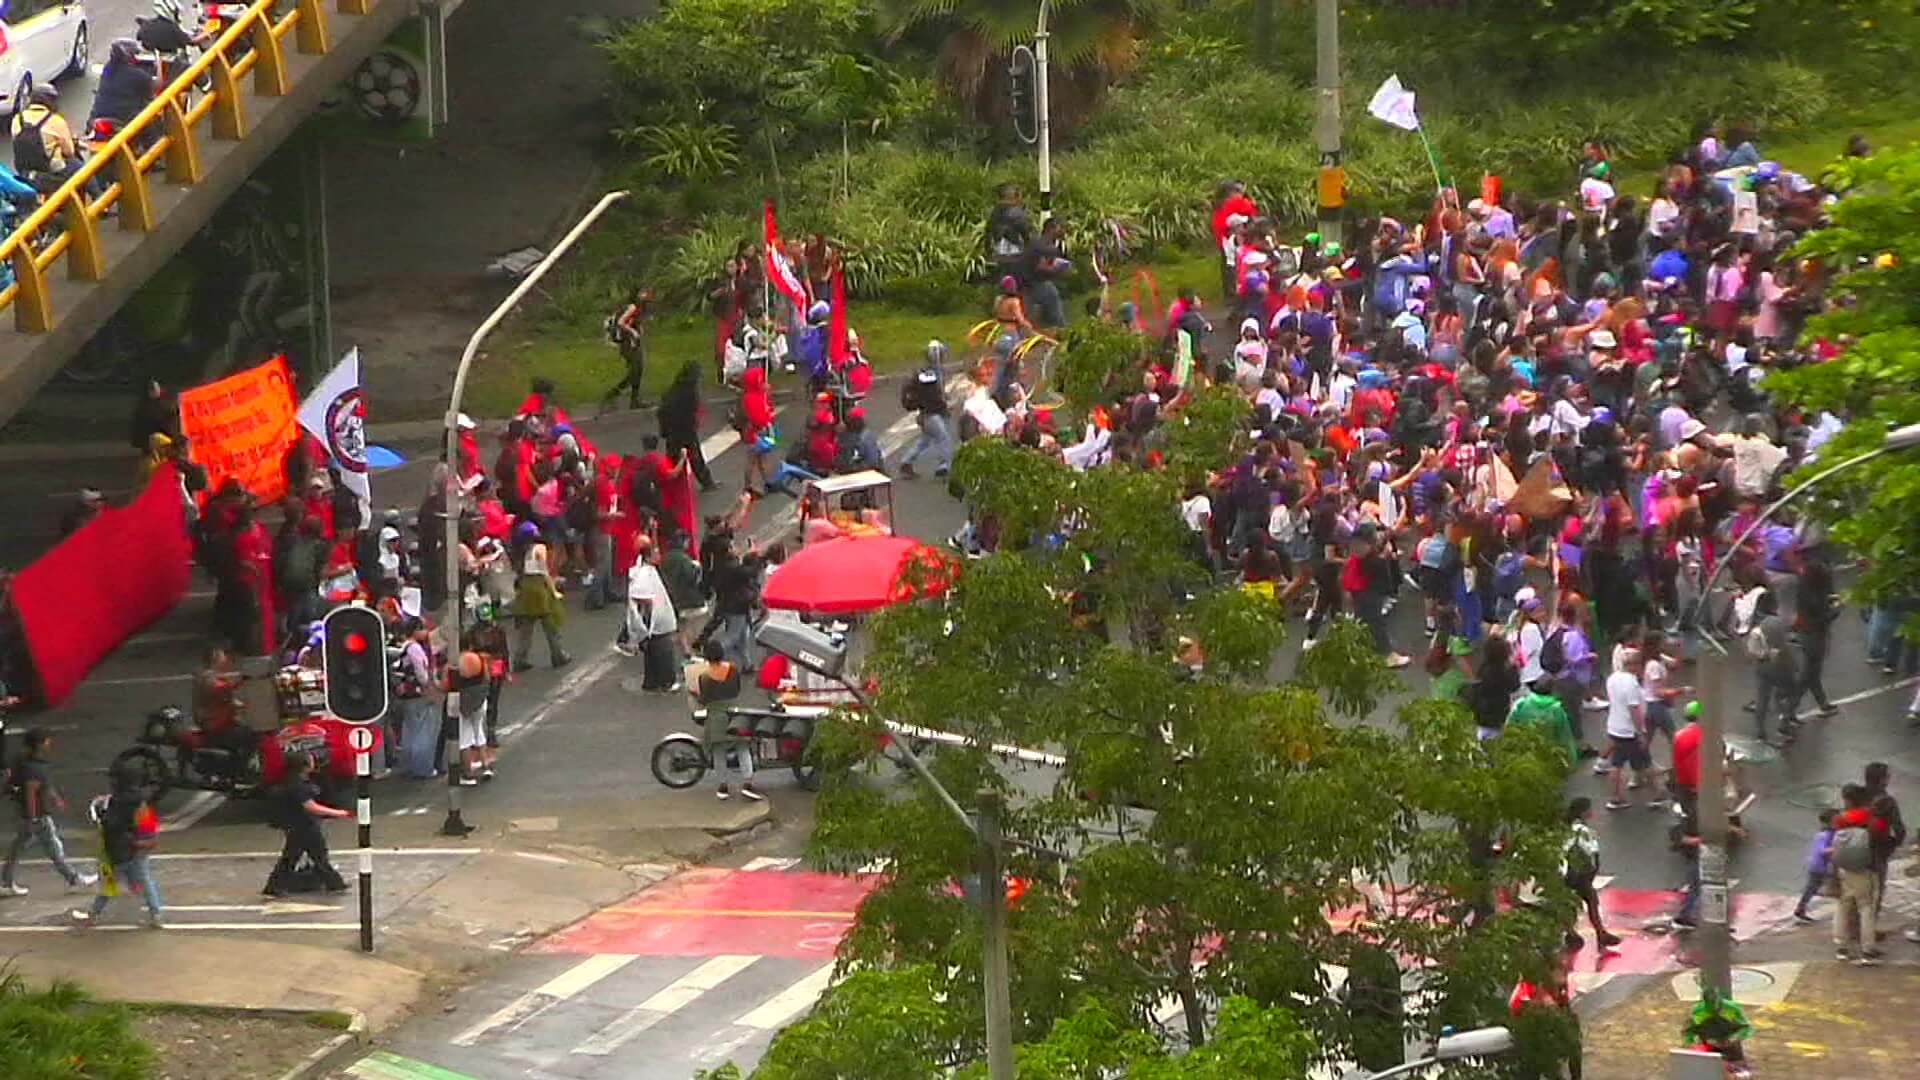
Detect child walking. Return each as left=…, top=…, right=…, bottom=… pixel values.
left=1791, top=808, right=1836, bottom=925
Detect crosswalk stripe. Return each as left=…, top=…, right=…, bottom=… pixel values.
left=734, top=964, right=835, bottom=1029
left=571, top=955, right=761, bottom=1056
left=450, top=954, right=637, bottom=1046
left=742, top=856, right=801, bottom=871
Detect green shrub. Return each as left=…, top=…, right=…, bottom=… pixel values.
left=0, top=972, right=155, bottom=1080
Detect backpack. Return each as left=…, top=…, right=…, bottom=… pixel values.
left=1831, top=824, right=1873, bottom=872
left=1268, top=246, right=1300, bottom=279
left=11, top=112, right=51, bottom=176
left=1743, top=623, right=1772, bottom=661
left=390, top=646, right=423, bottom=699
left=1538, top=627, right=1569, bottom=676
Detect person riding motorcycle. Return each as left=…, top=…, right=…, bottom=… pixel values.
left=10, top=86, right=81, bottom=192
left=89, top=40, right=159, bottom=130
left=137, top=0, right=212, bottom=53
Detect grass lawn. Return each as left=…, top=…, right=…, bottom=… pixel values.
left=464, top=246, right=1224, bottom=416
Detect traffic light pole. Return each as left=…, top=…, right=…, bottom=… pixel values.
left=439, top=191, right=630, bottom=837
left=356, top=745, right=373, bottom=952
left=976, top=792, right=1015, bottom=1080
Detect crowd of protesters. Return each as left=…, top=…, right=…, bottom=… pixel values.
left=930, top=132, right=1917, bottom=970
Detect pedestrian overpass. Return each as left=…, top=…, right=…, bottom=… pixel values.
left=0, top=0, right=419, bottom=427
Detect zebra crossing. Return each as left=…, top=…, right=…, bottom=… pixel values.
left=344, top=864, right=874, bottom=1080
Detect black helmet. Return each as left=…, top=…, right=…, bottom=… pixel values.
left=28, top=85, right=58, bottom=107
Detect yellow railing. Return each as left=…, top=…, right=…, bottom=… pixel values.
left=0, top=0, right=376, bottom=333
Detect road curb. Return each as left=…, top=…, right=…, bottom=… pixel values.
left=272, top=1007, right=370, bottom=1080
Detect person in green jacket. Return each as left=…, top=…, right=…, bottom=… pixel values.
left=1507, top=676, right=1578, bottom=769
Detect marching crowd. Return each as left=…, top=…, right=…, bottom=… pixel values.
left=4, top=126, right=1917, bottom=991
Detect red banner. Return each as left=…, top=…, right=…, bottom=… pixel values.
left=13, top=464, right=193, bottom=706
left=828, top=264, right=850, bottom=369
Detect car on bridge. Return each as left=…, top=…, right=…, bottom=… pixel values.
left=0, top=0, right=89, bottom=116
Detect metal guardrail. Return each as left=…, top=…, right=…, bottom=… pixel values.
left=0, top=0, right=373, bottom=332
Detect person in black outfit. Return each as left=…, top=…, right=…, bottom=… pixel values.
left=1792, top=545, right=1839, bottom=716
left=264, top=753, right=350, bottom=896
left=88, top=39, right=157, bottom=128
left=657, top=361, right=717, bottom=491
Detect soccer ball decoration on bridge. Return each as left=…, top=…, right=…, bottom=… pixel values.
left=352, top=51, right=424, bottom=124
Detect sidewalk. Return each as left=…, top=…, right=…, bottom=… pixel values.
left=0, top=795, right=773, bottom=1035
left=1582, top=955, right=1920, bottom=1079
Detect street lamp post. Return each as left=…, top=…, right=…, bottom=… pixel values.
left=436, top=190, right=631, bottom=835
left=1313, top=0, right=1344, bottom=231
left=1034, top=0, right=1053, bottom=222
left=1338, top=1026, right=1515, bottom=1079
left=1686, top=421, right=1920, bottom=994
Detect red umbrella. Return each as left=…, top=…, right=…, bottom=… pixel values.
left=762, top=535, right=958, bottom=615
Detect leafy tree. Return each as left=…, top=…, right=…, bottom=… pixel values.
left=735, top=438, right=1574, bottom=1075
left=873, top=0, right=1170, bottom=131
left=1766, top=145, right=1920, bottom=607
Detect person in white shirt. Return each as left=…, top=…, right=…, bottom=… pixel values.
left=1513, top=592, right=1548, bottom=687
left=1603, top=649, right=1653, bottom=809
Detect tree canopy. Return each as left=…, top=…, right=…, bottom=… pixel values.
left=1768, top=145, right=1920, bottom=606
left=718, top=437, right=1576, bottom=1076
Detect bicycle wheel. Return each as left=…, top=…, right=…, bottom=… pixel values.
left=649, top=736, right=709, bottom=790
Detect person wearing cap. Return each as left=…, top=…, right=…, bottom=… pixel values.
left=1600, top=648, right=1655, bottom=809
left=896, top=341, right=955, bottom=480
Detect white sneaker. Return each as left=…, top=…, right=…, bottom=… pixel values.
left=1301, top=638, right=1318, bottom=650
left=1583, top=698, right=1609, bottom=712
left=69, top=909, right=94, bottom=925
left=1386, top=653, right=1412, bottom=669
left=73, top=873, right=98, bottom=891
left=0, top=884, right=26, bottom=897
left=145, top=914, right=165, bottom=930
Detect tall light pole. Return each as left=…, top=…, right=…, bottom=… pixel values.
left=1686, top=421, right=1920, bottom=994
left=1034, top=0, right=1054, bottom=222
left=1313, top=0, right=1344, bottom=231
left=437, top=190, right=631, bottom=834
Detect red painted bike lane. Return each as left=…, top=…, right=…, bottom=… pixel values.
left=535, top=868, right=883, bottom=960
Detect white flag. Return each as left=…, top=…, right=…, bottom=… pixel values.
left=1367, top=75, right=1421, bottom=132
left=297, top=348, right=371, bottom=508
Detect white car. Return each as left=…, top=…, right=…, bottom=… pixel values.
left=0, top=0, right=89, bottom=115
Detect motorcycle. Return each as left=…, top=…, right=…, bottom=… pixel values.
left=112, top=671, right=380, bottom=803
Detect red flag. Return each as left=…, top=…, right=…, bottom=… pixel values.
left=829, top=264, right=851, bottom=369
left=763, top=200, right=809, bottom=312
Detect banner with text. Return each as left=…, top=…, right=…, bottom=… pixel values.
left=178, top=355, right=300, bottom=505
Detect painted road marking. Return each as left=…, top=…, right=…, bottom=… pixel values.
left=348, top=1051, right=483, bottom=1080
left=159, top=790, right=225, bottom=833
left=1793, top=674, right=1919, bottom=721
left=534, top=867, right=879, bottom=959
left=85, top=674, right=193, bottom=686
left=570, top=954, right=761, bottom=1056
left=495, top=645, right=620, bottom=744
left=451, top=953, right=639, bottom=1046
left=25, top=847, right=480, bottom=865
left=741, top=856, right=801, bottom=871
left=733, top=963, right=835, bottom=1029
left=0, top=923, right=350, bottom=933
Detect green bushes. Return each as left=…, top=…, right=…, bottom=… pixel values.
left=0, top=973, right=154, bottom=1080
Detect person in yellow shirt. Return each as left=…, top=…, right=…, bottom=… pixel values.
left=10, top=87, right=79, bottom=183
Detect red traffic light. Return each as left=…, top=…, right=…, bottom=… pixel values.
left=344, top=631, right=369, bottom=654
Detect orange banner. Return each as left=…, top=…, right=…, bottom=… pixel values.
left=178, top=355, right=300, bottom=504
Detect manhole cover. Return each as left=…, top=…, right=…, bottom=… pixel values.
left=1722, top=735, right=1780, bottom=765
left=1679, top=967, right=1776, bottom=994
left=1786, top=781, right=1844, bottom=810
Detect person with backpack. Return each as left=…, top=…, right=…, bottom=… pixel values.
left=1745, top=589, right=1801, bottom=745
left=10, top=86, right=80, bottom=191
left=264, top=752, right=350, bottom=897
left=1, top=728, right=94, bottom=897
left=1562, top=798, right=1623, bottom=952
left=897, top=341, right=954, bottom=479
left=598, top=287, right=654, bottom=413
left=70, top=762, right=163, bottom=928
left=1830, top=782, right=1889, bottom=965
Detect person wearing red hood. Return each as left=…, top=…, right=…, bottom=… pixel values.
left=803, top=405, right=839, bottom=476
left=738, top=365, right=776, bottom=495
left=493, top=421, right=536, bottom=518
left=592, top=454, right=641, bottom=609
left=1211, top=180, right=1258, bottom=299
